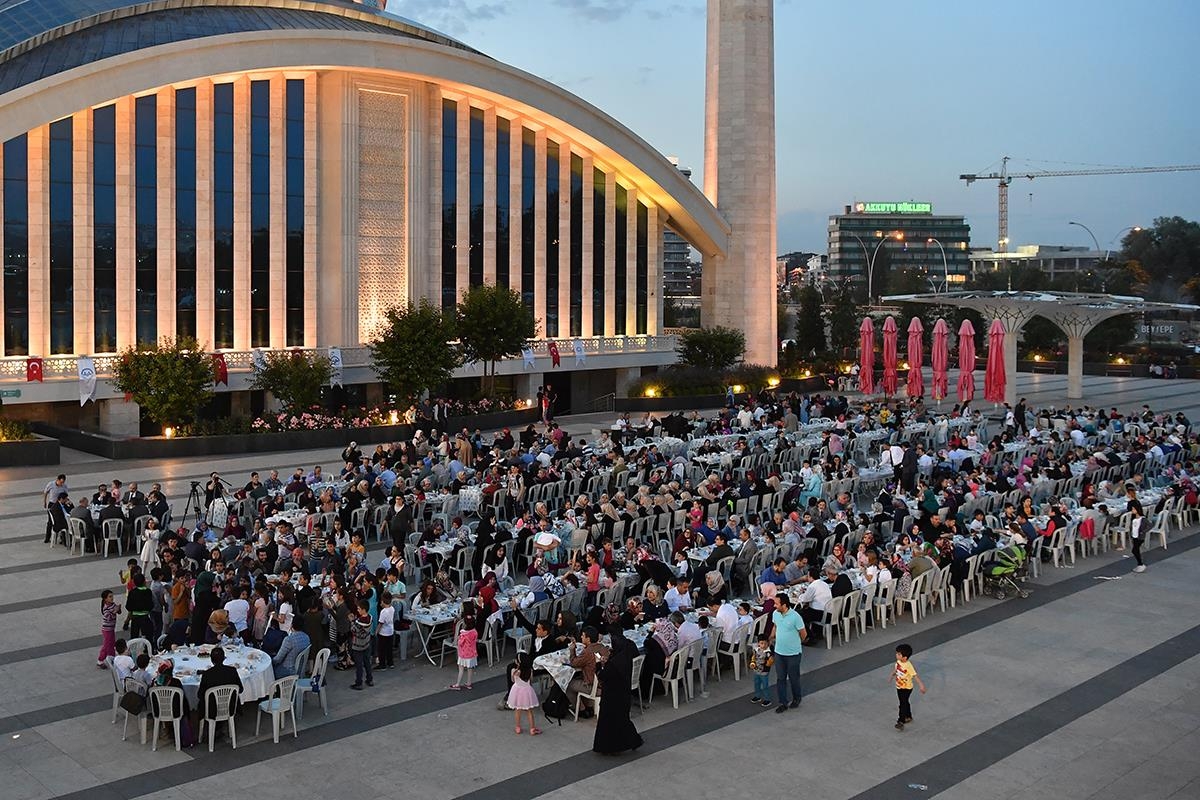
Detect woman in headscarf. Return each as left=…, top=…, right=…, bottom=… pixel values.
left=695, top=569, right=727, bottom=607
left=619, top=597, right=645, bottom=630
left=593, top=623, right=643, bottom=755
left=757, top=582, right=778, bottom=638
left=640, top=616, right=680, bottom=699
left=472, top=511, right=497, bottom=581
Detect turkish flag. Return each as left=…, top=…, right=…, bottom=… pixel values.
left=26, top=357, right=43, bottom=382
left=547, top=341, right=561, bottom=368
left=212, top=353, right=229, bottom=386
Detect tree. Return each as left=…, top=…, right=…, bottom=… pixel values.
left=777, top=302, right=791, bottom=344
left=248, top=350, right=332, bottom=412
left=675, top=326, right=745, bottom=370
left=368, top=299, right=463, bottom=400
left=827, top=279, right=860, bottom=357
left=1119, top=216, right=1200, bottom=298
left=110, top=337, right=214, bottom=429
left=793, top=285, right=826, bottom=354
left=456, top=284, right=538, bottom=394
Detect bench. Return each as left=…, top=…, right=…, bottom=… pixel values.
left=1104, top=365, right=1134, bottom=377
left=1031, top=363, right=1058, bottom=374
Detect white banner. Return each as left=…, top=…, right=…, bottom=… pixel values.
left=328, top=347, right=343, bottom=388
left=252, top=348, right=267, bottom=371
left=522, top=347, right=536, bottom=369
left=78, top=356, right=96, bottom=407
left=573, top=338, right=586, bottom=365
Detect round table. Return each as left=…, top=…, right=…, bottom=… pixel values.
left=150, top=642, right=275, bottom=706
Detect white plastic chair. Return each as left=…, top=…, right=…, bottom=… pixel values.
left=106, top=656, right=123, bottom=723
left=572, top=674, right=601, bottom=721
left=198, top=685, right=240, bottom=752
left=838, top=591, right=861, bottom=643
left=101, top=518, right=124, bottom=557
left=149, top=685, right=186, bottom=751
left=256, top=676, right=299, bottom=743
left=120, top=677, right=148, bottom=743
left=816, top=595, right=846, bottom=649
left=651, top=647, right=688, bottom=709
left=297, top=647, right=331, bottom=720
left=126, top=637, right=152, bottom=661
left=630, top=654, right=646, bottom=714
left=896, top=572, right=927, bottom=624
left=67, top=517, right=88, bottom=555
left=712, top=625, right=748, bottom=681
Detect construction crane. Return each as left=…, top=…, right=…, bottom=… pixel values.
left=960, top=156, right=1200, bottom=251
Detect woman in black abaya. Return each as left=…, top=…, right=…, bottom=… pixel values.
left=593, top=623, right=643, bottom=755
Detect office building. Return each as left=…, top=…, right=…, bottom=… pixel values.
left=828, top=202, right=971, bottom=290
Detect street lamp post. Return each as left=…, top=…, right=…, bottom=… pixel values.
left=926, top=237, right=949, bottom=292
left=1104, top=225, right=1142, bottom=262
left=851, top=231, right=903, bottom=305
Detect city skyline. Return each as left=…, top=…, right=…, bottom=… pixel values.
left=392, top=0, right=1200, bottom=254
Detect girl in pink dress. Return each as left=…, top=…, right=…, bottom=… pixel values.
left=97, top=590, right=121, bottom=667
left=450, top=611, right=479, bottom=690
left=507, top=651, right=541, bottom=736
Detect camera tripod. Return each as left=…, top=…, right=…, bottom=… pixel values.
left=180, top=481, right=205, bottom=528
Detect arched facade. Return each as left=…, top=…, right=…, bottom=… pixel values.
left=0, top=0, right=730, bottom=418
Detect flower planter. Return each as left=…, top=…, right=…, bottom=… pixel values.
left=33, top=407, right=540, bottom=460
left=0, top=433, right=60, bottom=467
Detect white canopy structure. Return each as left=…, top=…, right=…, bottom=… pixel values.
left=883, top=290, right=1199, bottom=404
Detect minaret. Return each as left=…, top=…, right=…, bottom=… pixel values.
left=702, top=0, right=777, bottom=366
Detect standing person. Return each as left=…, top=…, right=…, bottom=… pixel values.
left=450, top=610, right=478, bottom=690
left=593, top=623, right=643, bottom=754
left=507, top=652, right=541, bottom=736
left=1127, top=484, right=1147, bottom=573
left=542, top=383, right=556, bottom=424
left=376, top=591, right=396, bottom=671
left=1014, top=398, right=1029, bottom=436
left=125, top=573, right=156, bottom=650
left=348, top=601, right=374, bottom=690
left=749, top=635, right=774, bottom=707
left=43, top=474, right=69, bottom=543
left=97, top=590, right=122, bottom=667
left=891, top=642, right=926, bottom=730
left=769, top=594, right=806, bottom=714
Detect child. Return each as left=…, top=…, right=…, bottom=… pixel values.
left=450, top=611, right=478, bottom=690
left=97, top=589, right=122, bottom=667
left=119, top=559, right=138, bottom=630
left=891, top=643, right=926, bottom=730
left=507, top=651, right=541, bottom=736
left=377, top=591, right=395, bottom=670
left=749, top=635, right=773, bottom=708
left=348, top=603, right=373, bottom=690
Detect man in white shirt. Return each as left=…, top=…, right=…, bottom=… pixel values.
left=708, top=598, right=742, bottom=645
left=675, top=613, right=702, bottom=650
left=664, top=578, right=692, bottom=612
left=224, top=587, right=251, bottom=635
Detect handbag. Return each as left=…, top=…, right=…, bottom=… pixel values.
left=119, top=689, right=146, bottom=715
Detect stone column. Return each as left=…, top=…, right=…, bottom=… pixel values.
left=232, top=77, right=251, bottom=351
left=1066, top=335, right=1084, bottom=399
left=580, top=152, right=594, bottom=338
left=98, top=398, right=140, bottom=437
left=614, top=367, right=641, bottom=398
left=702, top=0, right=777, bottom=365
left=603, top=171, right=617, bottom=337
left=456, top=100, right=470, bottom=296
left=72, top=110, right=93, bottom=354
left=194, top=80, right=215, bottom=349
left=156, top=87, right=176, bottom=341
left=533, top=128, right=547, bottom=334
left=1004, top=329, right=1019, bottom=407
left=25, top=125, right=48, bottom=357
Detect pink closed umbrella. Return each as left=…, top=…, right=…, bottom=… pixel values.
left=858, top=317, right=875, bottom=395
left=906, top=317, right=924, bottom=398
left=957, top=318, right=976, bottom=403
left=985, top=318, right=1007, bottom=404
left=931, top=318, right=949, bottom=401
left=881, top=316, right=899, bottom=396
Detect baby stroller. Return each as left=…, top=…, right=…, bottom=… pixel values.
left=981, top=545, right=1031, bottom=600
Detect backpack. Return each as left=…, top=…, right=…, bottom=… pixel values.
left=541, top=684, right=569, bottom=725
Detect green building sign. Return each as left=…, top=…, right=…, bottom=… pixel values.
left=855, top=201, right=933, bottom=215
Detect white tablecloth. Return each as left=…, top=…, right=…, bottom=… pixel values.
left=151, top=642, right=274, bottom=706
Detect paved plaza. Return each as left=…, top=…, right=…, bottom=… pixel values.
left=1, top=375, right=1198, bottom=800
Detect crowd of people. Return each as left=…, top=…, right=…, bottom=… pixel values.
left=79, top=387, right=1197, bottom=749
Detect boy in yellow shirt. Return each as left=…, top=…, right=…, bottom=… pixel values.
left=891, top=643, right=926, bottom=730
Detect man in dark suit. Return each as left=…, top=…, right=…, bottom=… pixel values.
left=97, top=496, right=125, bottom=548
left=197, top=646, right=244, bottom=721
left=69, top=498, right=99, bottom=552
left=47, top=495, right=70, bottom=544
left=900, top=442, right=919, bottom=494
left=121, top=482, right=146, bottom=507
